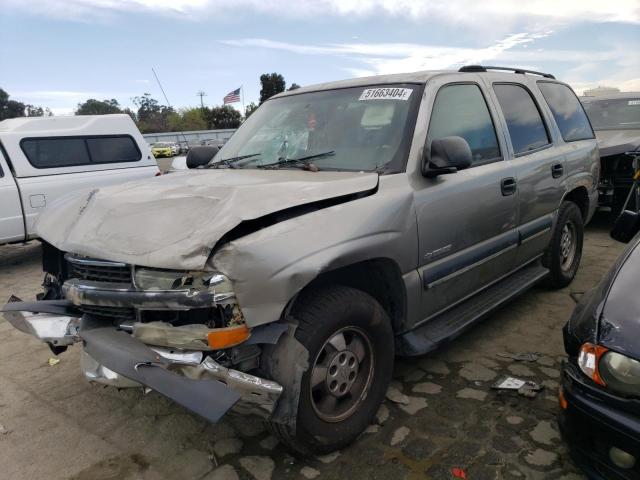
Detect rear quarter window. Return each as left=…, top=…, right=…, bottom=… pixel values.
left=21, top=136, right=141, bottom=169
left=538, top=82, right=594, bottom=142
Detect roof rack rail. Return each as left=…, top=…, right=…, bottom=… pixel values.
left=458, top=65, right=555, bottom=79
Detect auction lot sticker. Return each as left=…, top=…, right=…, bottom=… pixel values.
left=359, top=88, right=413, bottom=101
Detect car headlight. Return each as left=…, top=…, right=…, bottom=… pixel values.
left=599, top=351, right=640, bottom=397
left=134, top=268, right=233, bottom=296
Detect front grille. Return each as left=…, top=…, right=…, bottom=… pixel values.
left=66, top=255, right=131, bottom=284
left=80, top=305, right=136, bottom=321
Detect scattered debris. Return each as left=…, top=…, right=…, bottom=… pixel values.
left=451, top=467, right=467, bottom=479
left=0, top=424, right=11, bottom=435
left=47, top=357, right=60, bottom=366
left=492, top=376, right=544, bottom=398
left=498, top=352, right=541, bottom=362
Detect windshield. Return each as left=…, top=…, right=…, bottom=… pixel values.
left=153, top=143, right=171, bottom=147
left=583, top=98, right=640, bottom=130
left=210, top=84, right=421, bottom=172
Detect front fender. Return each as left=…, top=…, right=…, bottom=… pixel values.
left=211, top=175, right=417, bottom=328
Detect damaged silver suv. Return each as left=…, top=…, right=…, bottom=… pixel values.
left=3, top=66, right=599, bottom=455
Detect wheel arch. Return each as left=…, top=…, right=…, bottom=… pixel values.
left=285, top=257, right=407, bottom=334
left=562, top=186, right=589, bottom=221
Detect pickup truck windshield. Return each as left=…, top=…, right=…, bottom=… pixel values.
left=583, top=98, right=640, bottom=130
left=211, top=85, right=421, bottom=172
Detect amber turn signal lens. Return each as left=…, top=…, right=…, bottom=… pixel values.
left=558, top=386, right=568, bottom=410
left=578, top=343, right=608, bottom=386
left=207, top=324, right=250, bottom=350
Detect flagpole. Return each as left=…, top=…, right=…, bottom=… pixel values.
left=241, top=85, right=245, bottom=118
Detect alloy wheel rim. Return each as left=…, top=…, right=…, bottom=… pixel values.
left=560, top=221, right=577, bottom=271
left=309, top=326, right=374, bottom=423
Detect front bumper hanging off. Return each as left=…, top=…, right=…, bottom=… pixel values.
left=2, top=298, right=283, bottom=422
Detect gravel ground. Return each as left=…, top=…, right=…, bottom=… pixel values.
left=0, top=214, right=624, bottom=480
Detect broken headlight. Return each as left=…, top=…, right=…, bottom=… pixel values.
left=134, top=268, right=234, bottom=297
left=599, top=351, right=640, bottom=398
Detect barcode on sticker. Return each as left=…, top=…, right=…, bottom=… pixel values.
left=629, top=100, right=640, bottom=106
left=359, top=88, right=412, bottom=101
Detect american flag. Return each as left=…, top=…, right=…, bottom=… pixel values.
left=223, top=87, right=241, bottom=104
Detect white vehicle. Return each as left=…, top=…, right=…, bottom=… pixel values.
left=0, top=114, right=159, bottom=245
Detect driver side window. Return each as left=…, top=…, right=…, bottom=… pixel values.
left=427, top=84, right=501, bottom=165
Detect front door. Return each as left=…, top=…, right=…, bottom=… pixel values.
left=413, top=79, right=519, bottom=321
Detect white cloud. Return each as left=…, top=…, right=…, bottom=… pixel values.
left=224, top=34, right=640, bottom=94
left=5, top=0, right=640, bottom=25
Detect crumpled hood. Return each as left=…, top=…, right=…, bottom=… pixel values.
left=596, top=129, right=640, bottom=157
left=36, top=169, right=379, bottom=270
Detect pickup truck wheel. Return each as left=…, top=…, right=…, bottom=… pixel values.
left=265, top=286, right=394, bottom=456
left=542, top=201, right=583, bottom=289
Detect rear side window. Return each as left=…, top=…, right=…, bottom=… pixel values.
left=21, top=136, right=141, bottom=169
left=86, top=137, right=140, bottom=163
left=538, top=82, right=594, bottom=142
left=427, top=84, right=501, bottom=165
left=493, top=84, right=550, bottom=155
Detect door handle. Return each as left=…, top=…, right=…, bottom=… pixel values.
left=501, top=177, right=517, bottom=196
left=551, top=163, right=564, bottom=178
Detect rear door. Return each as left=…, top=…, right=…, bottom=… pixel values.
left=487, top=81, right=565, bottom=265
left=413, top=77, right=519, bottom=320
left=0, top=149, right=25, bottom=243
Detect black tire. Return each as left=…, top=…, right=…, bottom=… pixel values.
left=542, top=201, right=584, bottom=289
left=264, top=286, right=394, bottom=456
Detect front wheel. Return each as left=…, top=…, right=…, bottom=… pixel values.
left=542, top=201, right=584, bottom=289
left=264, top=286, right=394, bottom=456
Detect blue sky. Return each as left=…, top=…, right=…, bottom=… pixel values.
left=1, top=0, right=638, bottom=115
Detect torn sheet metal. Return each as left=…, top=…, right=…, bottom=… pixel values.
left=35, top=169, right=379, bottom=271
left=81, top=327, right=241, bottom=423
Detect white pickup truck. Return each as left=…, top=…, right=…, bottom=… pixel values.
left=0, top=114, right=159, bottom=244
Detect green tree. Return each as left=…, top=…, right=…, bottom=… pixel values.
left=259, top=73, right=286, bottom=104
left=244, top=102, right=259, bottom=119
left=168, top=107, right=207, bottom=131
left=0, top=88, right=26, bottom=120
left=132, top=93, right=174, bottom=133
left=76, top=98, right=123, bottom=115
left=204, top=105, right=242, bottom=129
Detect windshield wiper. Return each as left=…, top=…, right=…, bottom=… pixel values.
left=258, top=151, right=336, bottom=171
left=207, top=153, right=261, bottom=168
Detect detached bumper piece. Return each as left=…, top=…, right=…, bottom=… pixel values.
left=2, top=297, right=81, bottom=352
left=2, top=299, right=284, bottom=421
left=560, top=361, right=640, bottom=480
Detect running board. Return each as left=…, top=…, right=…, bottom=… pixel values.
left=397, top=262, right=549, bottom=356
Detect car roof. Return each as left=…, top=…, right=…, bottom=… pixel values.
left=0, top=113, right=136, bottom=134
left=272, top=68, right=563, bottom=99
left=580, top=92, right=640, bottom=102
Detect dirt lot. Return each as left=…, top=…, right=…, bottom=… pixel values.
left=0, top=215, right=624, bottom=480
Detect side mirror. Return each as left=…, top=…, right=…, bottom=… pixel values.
left=611, top=210, right=640, bottom=243
left=186, top=146, right=219, bottom=169
left=422, top=136, right=472, bottom=178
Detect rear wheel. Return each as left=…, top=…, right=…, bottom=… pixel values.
left=264, top=286, right=394, bottom=456
left=542, top=201, right=584, bottom=289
